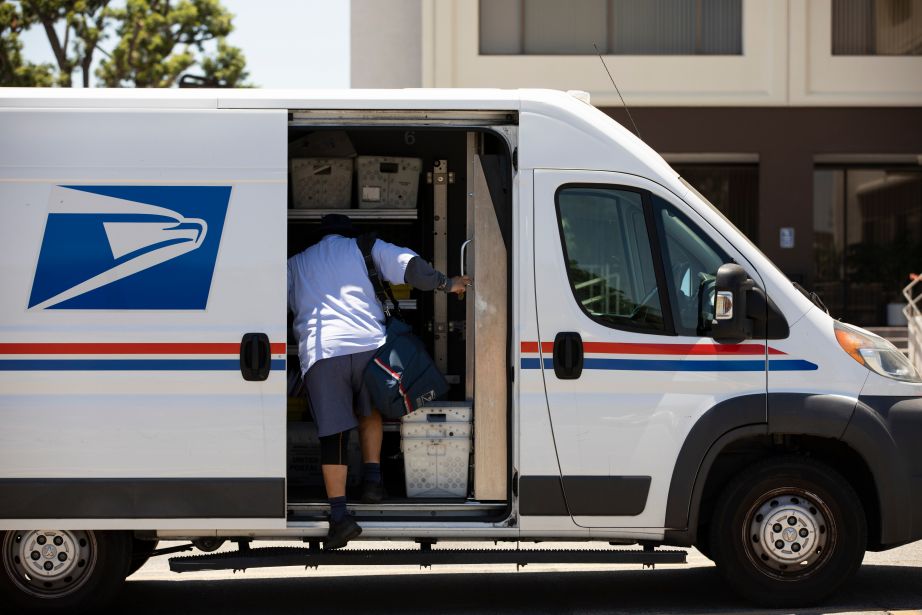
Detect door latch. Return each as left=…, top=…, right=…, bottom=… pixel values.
left=553, top=332, right=584, bottom=380
left=240, top=332, right=271, bottom=382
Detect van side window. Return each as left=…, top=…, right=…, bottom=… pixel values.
left=556, top=186, right=665, bottom=333
left=652, top=195, right=731, bottom=336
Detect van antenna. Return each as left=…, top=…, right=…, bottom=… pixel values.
left=593, top=43, right=641, bottom=139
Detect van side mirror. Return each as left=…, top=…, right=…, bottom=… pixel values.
left=711, top=263, right=753, bottom=344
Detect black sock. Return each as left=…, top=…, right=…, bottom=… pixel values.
left=329, top=496, right=347, bottom=523
left=363, top=462, right=382, bottom=485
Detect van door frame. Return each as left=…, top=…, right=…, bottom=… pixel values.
left=283, top=114, right=519, bottom=523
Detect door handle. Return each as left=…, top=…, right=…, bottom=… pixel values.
left=240, top=332, right=271, bottom=381
left=553, top=332, right=583, bottom=380
left=460, top=239, right=473, bottom=277
left=458, top=239, right=473, bottom=300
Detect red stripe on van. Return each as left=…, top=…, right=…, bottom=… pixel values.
left=0, top=342, right=288, bottom=355
left=520, top=341, right=784, bottom=356
left=520, top=342, right=542, bottom=353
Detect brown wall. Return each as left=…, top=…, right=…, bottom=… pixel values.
left=599, top=107, right=922, bottom=285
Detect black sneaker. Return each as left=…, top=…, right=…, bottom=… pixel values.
left=325, top=516, right=362, bottom=550
left=361, top=482, right=386, bottom=504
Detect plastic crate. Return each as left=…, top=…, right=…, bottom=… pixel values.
left=356, top=156, right=422, bottom=209
left=402, top=402, right=472, bottom=424
left=291, top=158, right=352, bottom=210
left=401, top=437, right=471, bottom=498
left=400, top=420, right=472, bottom=439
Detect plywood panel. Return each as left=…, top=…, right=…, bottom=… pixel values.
left=471, top=155, right=508, bottom=501
left=465, top=133, right=476, bottom=401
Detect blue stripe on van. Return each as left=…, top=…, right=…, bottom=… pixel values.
left=520, top=358, right=817, bottom=372
left=521, top=358, right=543, bottom=370
left=768, top=359, right=819, bottom=371
left=0, top=359, right=286, bottom=371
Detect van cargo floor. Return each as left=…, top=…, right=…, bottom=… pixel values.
left=169, top=546, right=687, bottom=572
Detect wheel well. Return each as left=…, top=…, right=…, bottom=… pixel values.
left=695, top=434, right=881, bottom=549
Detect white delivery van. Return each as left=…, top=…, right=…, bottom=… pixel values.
left=1, top=88, right=921, bottom=612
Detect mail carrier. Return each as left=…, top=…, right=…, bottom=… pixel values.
left=1, top=88, right=921, bottom=612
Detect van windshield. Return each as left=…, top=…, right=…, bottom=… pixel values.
left=679, top=176, right=829, bottom=310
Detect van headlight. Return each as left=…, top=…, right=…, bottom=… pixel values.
left=834, top=322, right=921, bottom=383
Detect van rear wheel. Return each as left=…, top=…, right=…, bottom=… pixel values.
left=709, top=457, right=866, bottom=607
left=0, top=530, right=130, bottom=614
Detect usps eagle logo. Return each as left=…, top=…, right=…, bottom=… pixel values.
left=28, top=185, right=231, bottom=310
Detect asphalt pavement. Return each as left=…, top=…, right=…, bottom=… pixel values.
left=122, top=540, right=922, bottom=614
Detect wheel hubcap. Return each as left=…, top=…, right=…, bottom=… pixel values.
left=744, top=489, right=834, bottom=578
left=2, top=530, right=96, bottom=598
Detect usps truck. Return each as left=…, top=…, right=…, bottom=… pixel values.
left=1, top=88, right=920, bottom=612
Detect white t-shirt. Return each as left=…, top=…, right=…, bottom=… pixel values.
left=287, top=234, right=417, bottom=375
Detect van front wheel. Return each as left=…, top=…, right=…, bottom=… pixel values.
left=0, top=530, right=131, bottom=614
left=710, top=457, right=866, bottom=607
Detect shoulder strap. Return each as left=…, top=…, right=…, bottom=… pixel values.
left=357, top=233, right=404, bottom=320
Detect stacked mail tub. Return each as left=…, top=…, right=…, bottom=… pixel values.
left=400, top=402, right=472, bottom=498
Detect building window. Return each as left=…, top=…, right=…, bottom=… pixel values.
left=671, top=164, right=759, bottom=244
left=813, top=166, right=922, bottom=325
left=832, top=0, right=922, bottom=55
left=479, top=0, right=743, bottom=55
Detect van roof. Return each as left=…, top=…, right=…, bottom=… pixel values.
left=0, top=87, right=684, bottom=198
left=0, top=87, right=528, bottom=110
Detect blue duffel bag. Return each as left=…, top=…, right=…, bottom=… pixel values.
left=366, top=317, right=449, bottom=418
left=357, top=234, right=449, bottom=419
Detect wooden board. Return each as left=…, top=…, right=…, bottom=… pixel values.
left=465, top=133, right=476, bottom=401
left=470, top=154, right=508, bottom=501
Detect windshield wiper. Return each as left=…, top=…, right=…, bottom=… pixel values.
left=792, top=282, right=829, bottom=314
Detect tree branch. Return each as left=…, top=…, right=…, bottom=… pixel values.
left=81, top=48, right=91, bottom=87
left=79, top=2, right=110, bottom=87
left=26, top=1, right=68, bottom=75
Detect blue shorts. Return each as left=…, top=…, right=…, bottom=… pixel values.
left=304, top=349, right=377, bottom=437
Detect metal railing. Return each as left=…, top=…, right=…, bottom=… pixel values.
left=902, top=274, right=922, bottom=373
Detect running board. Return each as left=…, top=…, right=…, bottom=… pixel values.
left=288, top=501, right=504, bottom=513
left=169, top=546, right=687, bottom=573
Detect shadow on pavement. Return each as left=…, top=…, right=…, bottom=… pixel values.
left=121, top=564, right=922, bottom=614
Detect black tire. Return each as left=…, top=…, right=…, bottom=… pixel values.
left=127, top=538, right=159, bottom=577
left=709, top=456, right=866, bottom=608
left=0, top=530, right=131, bottom=614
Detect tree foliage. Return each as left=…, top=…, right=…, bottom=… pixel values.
left=22, top=0, right=110, bottom=86
left=0, top=0, right=250, bottom=87
left=0, top=1, right=53, bottom=85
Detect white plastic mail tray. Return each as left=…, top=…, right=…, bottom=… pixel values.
left=401, top=437, right=471, bottom=498
left=402, top=401, right=472, bottom=424
left=291, top=157, right=352, bottom=210
left=356, top=156, right=422, bottom=209
left=400, top=420, right=472, bottom=439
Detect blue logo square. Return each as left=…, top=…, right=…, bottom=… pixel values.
left=29, top=185, right=231, bottom=310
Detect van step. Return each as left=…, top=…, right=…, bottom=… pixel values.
left=169, top=546, right=686, bottom=573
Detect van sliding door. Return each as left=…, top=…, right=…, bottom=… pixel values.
left=0, top=108, right=288, bottom=529
left=465, top=154, right=508, bottom=501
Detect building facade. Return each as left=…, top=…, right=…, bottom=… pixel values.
left=351, top=0, right=922, bottom=325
